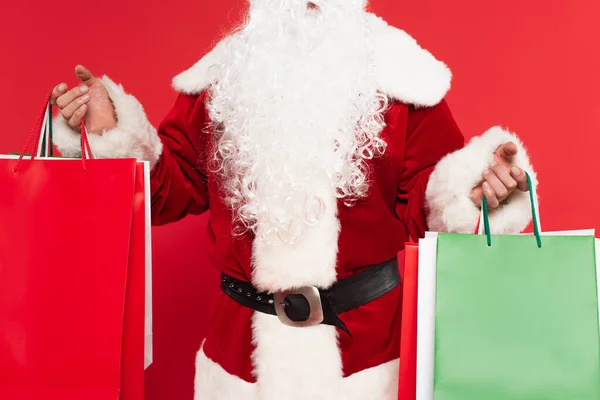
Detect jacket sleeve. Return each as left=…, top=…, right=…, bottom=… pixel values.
left=396, top=99, right=536, bottom=238
left=149, top=93, right=211, bottom=225
left=52, top=76, right=210, bottom=226
left=395, top=99, right=464, bottom=240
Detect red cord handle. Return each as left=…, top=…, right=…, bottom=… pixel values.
left=80, top=118, right=93, bottom=168
left=13, top=92, right=93, bottom=173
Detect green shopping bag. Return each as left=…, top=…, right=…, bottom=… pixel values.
left=433, top=174, right=600, bottom=400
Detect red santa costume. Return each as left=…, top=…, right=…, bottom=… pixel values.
left=53, top=0, right=535, bottom=398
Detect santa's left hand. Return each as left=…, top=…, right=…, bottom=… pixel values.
left=471, top=142, right=530, bottom=209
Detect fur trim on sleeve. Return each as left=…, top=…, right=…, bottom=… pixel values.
left=52, top=76, right=163, bottom=169
left=425, top=127, right=537, bottom=234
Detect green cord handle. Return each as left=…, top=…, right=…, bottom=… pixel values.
left=482, top=195, right=492, bottom=246
left=48, top=104, right=54, bottom=157
left=482, top=172, right=542, bottom=248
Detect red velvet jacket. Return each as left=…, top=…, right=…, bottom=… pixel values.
left=149, top=92, right=464, bottom=381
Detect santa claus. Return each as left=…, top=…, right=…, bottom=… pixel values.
left=50, top=0, right=535, bottom=398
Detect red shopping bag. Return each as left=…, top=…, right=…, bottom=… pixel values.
left=0, top=99, right=149, bottom=399
left=120, top=161, right=150, bottom=400
left=398, top=243, right=419, bottom=400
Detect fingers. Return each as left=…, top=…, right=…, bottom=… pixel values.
left=477, top=164, right=530, bottom=211
left=50, top=83, right=68, bottom=105
left=482, top=168, right=509, bottom=201
left=510, top=166, right=530, bottom=192
left=488, top=162, right=530, bottom=194
left=474, top=141, right=531, bottom=210
left=482, top=182, right=499, bottom=209
left=75, top=65, right=97, bottom=86
left=56, top=85, right=89, bottom=109
left=472, top=182, right=501, bottom=209
left=490, top=163, right=518, bottom=193
left=471, top=186, right=484, bottom=207
left=68, top=104, right=87, bottom=131
left=60, top=92, right=90, bottom=120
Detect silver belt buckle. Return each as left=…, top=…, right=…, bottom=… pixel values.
left=273, top=286, right=324, bottom=327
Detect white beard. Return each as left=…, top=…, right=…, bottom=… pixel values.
left=207, top=0, right=387, bottom=244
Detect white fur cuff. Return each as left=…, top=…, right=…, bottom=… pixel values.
left=425, top=127, right=537, bottom=234
left=52, top=76, right=163, bottom=169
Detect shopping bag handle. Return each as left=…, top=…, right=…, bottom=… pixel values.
left=12, top=92, right=93, bottom=173
left=481, top=172, right=542, bottom=248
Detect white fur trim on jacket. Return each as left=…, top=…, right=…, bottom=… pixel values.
left=194, top=344, right=400, bottom=399
left=194, top=345, right=256, bottom=400
left=171, top=13, right=451, bottom=107
left=249, top=174, right=343, bottom=399
left=367, top=14, right=451, bottom=107
left=52, top=76, right=163, bottom=169
left=425, top=127, right=537, bottom=234
left=172, top=37, right=229, bottom=96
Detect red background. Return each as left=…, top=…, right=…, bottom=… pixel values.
left=1, top=0, right=599, bottom=398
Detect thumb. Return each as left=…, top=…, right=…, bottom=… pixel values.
left=75, top=65, right=97, bottom=86
left=496, top=141, right=518, bottom=161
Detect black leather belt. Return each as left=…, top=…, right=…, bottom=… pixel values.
left=221, top=257, right=400, bottom=336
